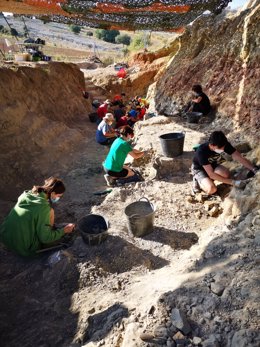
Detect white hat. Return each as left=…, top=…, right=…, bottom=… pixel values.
left=104, top=113, right=114, bottom=120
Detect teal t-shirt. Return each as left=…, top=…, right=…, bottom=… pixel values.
left=104, top=137, right=132, bottom=172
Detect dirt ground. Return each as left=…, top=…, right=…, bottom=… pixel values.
left=1, top=109, right=259, bottom=347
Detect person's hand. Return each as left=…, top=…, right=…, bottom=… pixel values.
left=64, top=223, right=75, bottom=234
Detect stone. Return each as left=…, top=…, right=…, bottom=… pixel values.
left=167, top=338, right=176, bottom=347
left=210, top=283, right=225, bottom=296
left=204, top=312, right=212, bottom=320
left=154, top=325, right=168, bottom=338
left=230, top=330, right=249, bottom=347
left=139, top=332, right=154, bottom=342
left=202, top=334, right=220, bottom=347
left=193, top=336, right=202, bottom=345
left=171, top=308, right=191, bottom=335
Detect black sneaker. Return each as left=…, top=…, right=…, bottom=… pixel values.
left=192, top=177, right=201, bottom=194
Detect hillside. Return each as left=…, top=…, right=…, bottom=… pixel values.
left=0, top=2, right=259, bottom=347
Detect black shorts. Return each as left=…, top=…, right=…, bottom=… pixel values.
left=104, top=168, right=128, bottom=178
left=98, top=138, right=116, bottom=146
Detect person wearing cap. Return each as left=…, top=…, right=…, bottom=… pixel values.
left=113, top=93, right=126, bottom=106
left=0, top=177, right=75, bottom=257
left=97, top=99, right=111, bottom=122
left=191, top=131, right=258, bottom=195
left=96, top=113, right=117, bottom=146
left=103, top=125, right=145, bottom=186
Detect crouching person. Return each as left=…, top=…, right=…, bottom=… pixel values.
left=103, top=125, right=145, bottom=186
left=0, top=177, right=75, bottom=256
left=96, top=113, right=117, bottom=146
left=191, top=131, right=258, bottom=195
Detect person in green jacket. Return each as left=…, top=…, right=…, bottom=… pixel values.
left=103, top=125, right=145, bottom=186
left=0, top=177, right=75, bottom=256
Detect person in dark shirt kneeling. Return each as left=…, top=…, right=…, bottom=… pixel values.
left=191, top=131, right=258, bottom=195
left=187, top=84, right=211, bottom=116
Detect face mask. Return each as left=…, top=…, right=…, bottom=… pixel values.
left=51, top=197, right=60, bottom=203
left=214, top=149, right=224, bottom=154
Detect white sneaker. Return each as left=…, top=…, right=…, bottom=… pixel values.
left=104, top=174, right=115, bottom=187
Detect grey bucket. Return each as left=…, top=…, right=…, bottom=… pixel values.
left=159, top=132, right=185, bottom=157
left=78, top=214, right=109, bottom=246
left=124, top=197, right=155, bottom=237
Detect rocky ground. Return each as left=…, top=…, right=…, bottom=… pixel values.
left=0, top=111, right=259, bottom=347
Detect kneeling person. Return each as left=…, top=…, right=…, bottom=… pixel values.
left=0, top=177, right=75, bottom=256
left=192, top=131, right=257, bottom=195
left=96, top=113, right=117, bottom=146
left=103, top=125, right=144, bottom=186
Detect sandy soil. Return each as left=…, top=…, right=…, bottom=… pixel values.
left=0, top=111, right=259, bottom=347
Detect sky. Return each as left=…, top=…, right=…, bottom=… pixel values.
left=229, top=0, right=249, bottom=9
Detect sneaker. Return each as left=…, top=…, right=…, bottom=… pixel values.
left=192, top=177, right=201, bottom=194
left=104, top=174, right=116, bottom=187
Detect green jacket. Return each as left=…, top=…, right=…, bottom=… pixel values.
left=0, top=191, right=64, bottom=256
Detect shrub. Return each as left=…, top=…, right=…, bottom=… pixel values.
left=95, top=29, right=120, bottom=43
left=115, top=34, right=131, bottom=46
left=70, top=25, right=81, bottom=34
left=86, top=31, right=93, bottom=36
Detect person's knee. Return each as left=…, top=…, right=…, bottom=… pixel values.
left=205, top=185, right=217, bottom=195
left=201, top=179, right=217, bottom=195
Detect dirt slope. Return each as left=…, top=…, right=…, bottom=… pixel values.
left=0, top=62, right=91, bottom=200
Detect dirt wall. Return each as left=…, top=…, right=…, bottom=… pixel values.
left=154, top=3, right=260, bottom=138
left=0, top=62, right=91, bottom=199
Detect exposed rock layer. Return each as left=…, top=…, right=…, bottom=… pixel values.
left=154, top=3, right=260, bottom=138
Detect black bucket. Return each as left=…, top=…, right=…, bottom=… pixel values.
left=124, top=197, right=155, bottom=237
left=186, top=112, right=203, bottom=123
left=159, top=132, right=185, bottom=157
left=78, top=214, right=109, bottom=245
left=88, top=112, right=98, bottom=123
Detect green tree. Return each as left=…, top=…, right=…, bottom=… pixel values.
left=10, top=28, right=19, bottom=37
left=70, top=25, right=81, bottom=34
left=115, top=34, right=131, bottom=46
left=95, top=29, right=120, bottom=43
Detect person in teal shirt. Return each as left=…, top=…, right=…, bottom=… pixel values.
left=0, top=177, right=75, bottom=256
left=103, top=125, right=145, bottom=186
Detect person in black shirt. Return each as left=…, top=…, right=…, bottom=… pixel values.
left=191, top=131, right=258, bottom=195
left=187, top=84, right=211, bottom=115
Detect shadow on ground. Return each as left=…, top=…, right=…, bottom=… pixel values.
left=72, top=235, right=169, bottom=273
left=0, top=246, right=80, bottom=347
left=145, top=226, right=199, bottom=250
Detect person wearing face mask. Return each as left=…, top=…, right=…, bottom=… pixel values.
left=0, top=177, right=75, bottom=256
left=96, top=113, right=117, bottom=146
left=191, top=131, right=258, bottom=195
left=103, top=125, right=145, bottom=186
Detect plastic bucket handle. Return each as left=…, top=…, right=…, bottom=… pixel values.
left=129, top=214, right=142, bottom=220
left=139, top=197, right=154, bottom=211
